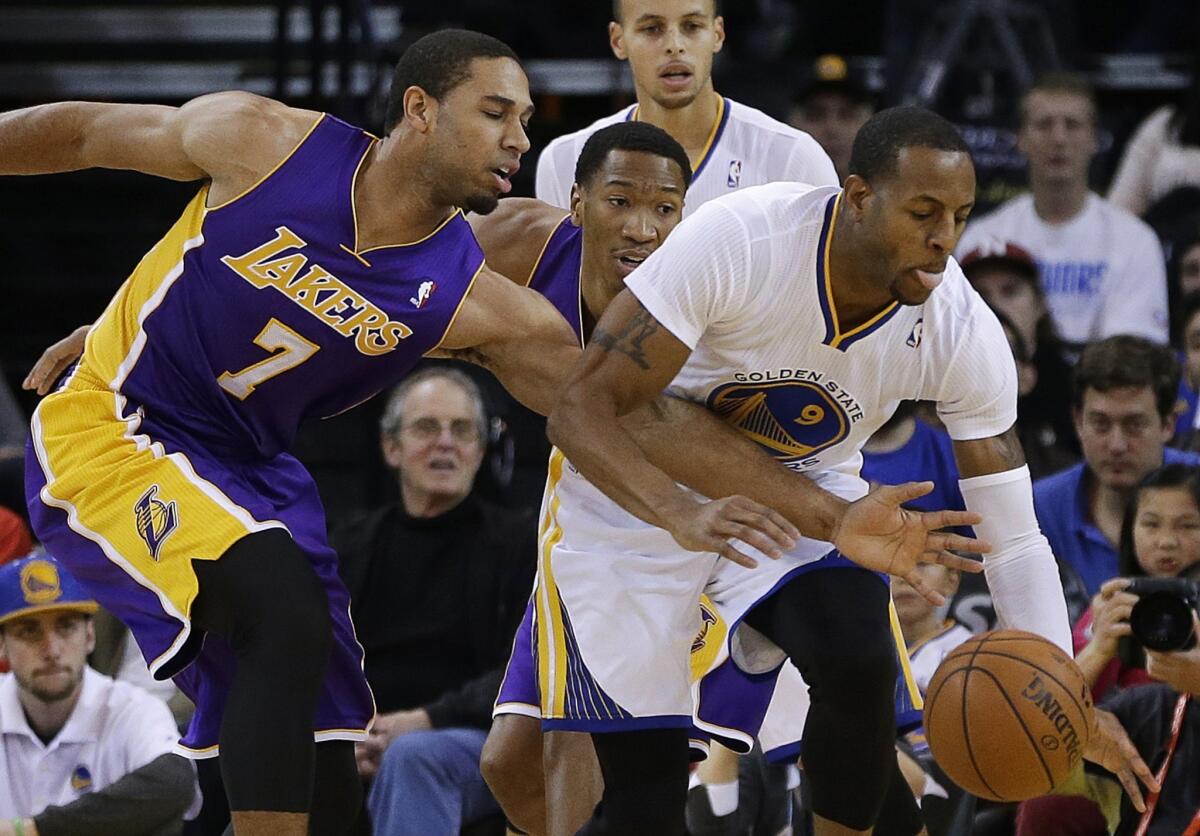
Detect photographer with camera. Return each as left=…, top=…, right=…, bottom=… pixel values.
left=1075, top=464, right=1200, bottom=698
left=1017, top=465, right=1200, bottom=836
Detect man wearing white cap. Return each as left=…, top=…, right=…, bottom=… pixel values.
left=0, top=554, right=194, bottom=836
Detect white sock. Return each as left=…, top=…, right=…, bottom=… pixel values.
left=704, top=780, right=739, bottom=817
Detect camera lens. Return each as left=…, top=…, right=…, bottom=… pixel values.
left=1130, top=592, right=1199, bottom=652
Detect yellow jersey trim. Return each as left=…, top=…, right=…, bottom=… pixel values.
left=819, top=193, right=900, bottom=349
left=426, top=259, right=487, bottom=356
left=523, top=215, right=573, bottom=287
left=889, top=599, right=924, bottom=709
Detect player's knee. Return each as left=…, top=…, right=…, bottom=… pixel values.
left=809, top=638, right=895, bottom=712
left=480, top=716, right=544, bottom=805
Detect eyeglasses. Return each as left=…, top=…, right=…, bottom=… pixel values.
left=400, top=417, right=481, bottom=444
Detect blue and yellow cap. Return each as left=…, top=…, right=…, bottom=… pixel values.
left=0, top=555, right=98, bottom=627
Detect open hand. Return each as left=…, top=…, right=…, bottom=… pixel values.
left=666, top=495, right=799, bottom=568
left=830, top=481, right=989, bottom=605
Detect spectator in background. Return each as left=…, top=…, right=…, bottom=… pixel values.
left=957, top=73, right=1169, bottom=352
left=331, top=367, right=535, bottom=836
left=0, top=554, right=194, bottom=836
left=787, top=54, right=874, bottom=182
left=1035, top=337, right=1200, bottom=604
left=1176, top=228, right=1200, bottom=298
left=1172, top=291, right=1200, bottom=447
left=1108, top=48, right=1200, bottom=219
left=960, top=239, right=1078, bottom=473
left=1074, top=463, right=1200, bottom=700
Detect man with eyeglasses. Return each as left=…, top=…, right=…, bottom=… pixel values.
left=330, top=367, right=537, bottom=835
left=1035, top=336, right=1200, bottom=598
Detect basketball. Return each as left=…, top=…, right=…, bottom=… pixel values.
left=923, top=630, right=1093, bottom=802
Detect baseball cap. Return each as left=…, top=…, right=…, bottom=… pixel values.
left=959, top=238, right=1040, bottom=285
left=793, top=55, right=872, bottom=107
left=0, top=554, right=98, bottom=627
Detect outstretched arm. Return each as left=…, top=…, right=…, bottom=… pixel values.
left=0, top=92, right=320, bottom=202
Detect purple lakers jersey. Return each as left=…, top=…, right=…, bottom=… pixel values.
left=76, top=114, right=483, bottom=458
left=527, top=217, right=584, bottom=346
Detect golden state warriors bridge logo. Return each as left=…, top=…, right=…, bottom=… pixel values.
left=707, top=378, right=854, bottom=464
left=20, top=560, right=63, bottom=605
left=134, top=485, right=179, bottom=561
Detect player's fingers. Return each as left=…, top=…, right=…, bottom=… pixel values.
left=1109, top=623, right=1134, bottom=637
left=876, top=481, right=934, bottom=505
left=718, top=511, right=794, bottom=556
left=925, top=531, right=991, bottom=556
left=726, top=498, right=799, bottom=545
left=1115, top=766, right=1146, bottom=814
left=904, top=569, right=946, bottom=606
left=918, top=509, right=984, bottom=531
left=922, top=549, right=984, bottom=574
left=717, top=540, right=758, bottom=569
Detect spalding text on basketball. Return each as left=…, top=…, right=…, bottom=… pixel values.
left=1021, top=674, right=1083, bottom=767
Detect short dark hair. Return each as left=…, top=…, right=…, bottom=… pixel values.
left=574, top=122, right=693, bottom=191
left=1071, top=335, right=1181, bottom=419
left=847, top=106, right=970, bottom=184
left=612, top=0, right=721, bottom=22
left=384, top=29, right=519, bottom=134
left=1020, top=72, right=1097, bottom=127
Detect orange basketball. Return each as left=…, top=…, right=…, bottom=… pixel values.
left=923, top=630, right=1093, bottom=801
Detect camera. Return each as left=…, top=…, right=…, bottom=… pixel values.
left=1127, top=577, right=1200, bottom=652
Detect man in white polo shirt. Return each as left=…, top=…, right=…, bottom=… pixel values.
left=0, top=554, right=194, bottom=836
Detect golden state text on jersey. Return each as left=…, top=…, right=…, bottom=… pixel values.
left=707, top=369, right=865, bottom=469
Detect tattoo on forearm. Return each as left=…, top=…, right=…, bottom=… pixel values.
left=591, top=307, right=660, bottom=370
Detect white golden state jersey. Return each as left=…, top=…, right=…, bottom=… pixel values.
left=553, top=181, right=1018, bottom=574
left=534, top=96, right=838, bottom=215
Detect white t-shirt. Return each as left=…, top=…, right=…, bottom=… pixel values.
left=534, top=96, right=838, bottom=215
left=956, top=193, right=1168, bottom=346
left=555, top=181, right=1018, bottom=545
left=0, top=667, right=181, bottom=818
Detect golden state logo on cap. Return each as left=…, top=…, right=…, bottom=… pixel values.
left=20, top=559, right=63, bottom=605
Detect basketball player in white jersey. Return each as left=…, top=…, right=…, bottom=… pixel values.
left=546, top=107, right=1157, bottom=835
left=535, top=0, right=838, bottom=214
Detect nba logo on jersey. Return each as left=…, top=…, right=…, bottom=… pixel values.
left=410, top=280, right=437, bottom=309
left=727, top=160, right=742, bottom=188
left=134, top=485, right=178, bottom=560
left=906, top=319, right=924, bottom=348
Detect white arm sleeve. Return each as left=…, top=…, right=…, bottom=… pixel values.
left=958, top=465, right=1072, bottom=653
left=623, top=200, right=755, bottom=348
